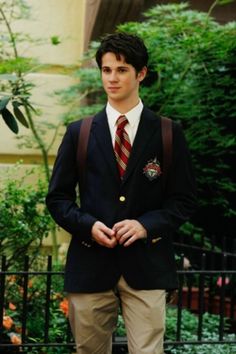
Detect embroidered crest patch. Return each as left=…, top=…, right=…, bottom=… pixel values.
left=143, top=157, right=162, bottom=181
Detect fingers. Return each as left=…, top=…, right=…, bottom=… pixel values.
left=90, top=220, right=147, bottom=248
left=113, top=219, right=147, bottom=247
left=91, top=221, right=117, bottom=248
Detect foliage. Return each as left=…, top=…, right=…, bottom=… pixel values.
left=177, top=222, right=216, bottom=255
left=0, top=165, right=52, bottom=270
left=59, top=2, right=236, bottom=245
left=115, top=314, right=127, bottom=338
left=0, top=0, right=34, bottom=133
left=1, top=259, right=72, bottom=353
left=0, top=0, right=60, bottom=179
left=165, top=307, right=235, bottom=353
left=56, top=54, right=104, bottom=123
left=0, top=0, right=66, bottom=259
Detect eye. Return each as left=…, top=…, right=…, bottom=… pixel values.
left=118, top=67, right=128, bottom=73
left=102, top=67, right=111, bottom=73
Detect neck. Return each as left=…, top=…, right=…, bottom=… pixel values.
left=108, top=97, right=140, bottom=114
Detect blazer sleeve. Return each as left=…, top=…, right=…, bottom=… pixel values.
left=46, top=122, right=97, bottom=241
left=137, top=121, right=197, bottom=242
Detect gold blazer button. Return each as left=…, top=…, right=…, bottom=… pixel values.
left=152, top=237, right=162, bottom=244
left=119, top=196, right=126, bottom=202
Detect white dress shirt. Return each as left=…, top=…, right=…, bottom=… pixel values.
left=106, top=100, right=144, bottom=146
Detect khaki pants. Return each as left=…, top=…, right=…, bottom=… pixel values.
left=68, top=276, right=166, bottom=354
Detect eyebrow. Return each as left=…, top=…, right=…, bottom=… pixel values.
left=101, top=65, right=129, bottom=69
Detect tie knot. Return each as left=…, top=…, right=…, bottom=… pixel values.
left=117, top=115, right=128, bottom=129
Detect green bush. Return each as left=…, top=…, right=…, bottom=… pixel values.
left=165, top=307, right=235, bottom=353
left=0, top=166, right=52, bottom=269
left=130, top=4, right=236, bottom=240
left=2, top=260, right=71, bottom=353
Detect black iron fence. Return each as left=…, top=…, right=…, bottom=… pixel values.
left=0, top=253, right=236, bottom=353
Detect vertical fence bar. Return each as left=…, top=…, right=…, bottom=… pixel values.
left=201, top=233, right=204, bottom=249
left=21, top=256, right=29, bottom=343
left=230, top=271, right=235, bottom=320
left=230, top=240, right=236, bottom=320
left=219, top=253, right=227, bottom=341
left=176, top=255, right=184, bottom=341
left=186, top=265, right=193, bottom=309
left=44, top=255, right=52, bottom=343
left=67, top=319, right=73, bottom=343
left=208, top=236, right=216, bottom=314
left=0, top=256, right=6, bottom=337
left=197, top=253, right=206, bottom=340
left=222, top=237, right=225, bottom=253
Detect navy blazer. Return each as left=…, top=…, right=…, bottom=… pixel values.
left=46, top=107, right=197, bottom=292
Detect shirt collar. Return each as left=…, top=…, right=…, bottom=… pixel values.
left=106, top=100, right=143, bottom=128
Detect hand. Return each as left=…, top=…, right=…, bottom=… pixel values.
left=113, top=219, right=147, bottom=247
left=91, top=221, right=117, bottom=248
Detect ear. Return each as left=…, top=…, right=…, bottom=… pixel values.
left=137, top=66, right=147, bottom=82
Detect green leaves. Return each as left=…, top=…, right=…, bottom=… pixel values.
left=0, top=57, right=35, bottom=74
left=0, top=96, right=29, bottom=133
left=50, top=35, right=61, bottom=45
left=0, top=96, right=11, bottom=110
left=217, top=0, right=235, bottom=5
left=165, top=308, right=234, bottom=354
left=0, top=170, right=52, bottom=268
left=0, top=96, right=18, bottom=133
left=1, top=108, right=19, bottom=134
left=12, top=101, right=29, bottom=128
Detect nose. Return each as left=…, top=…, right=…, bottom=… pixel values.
left=109, top=70, right=118, bottom=82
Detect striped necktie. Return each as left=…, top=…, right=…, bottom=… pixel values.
left=114, top=115, right=131, bottom=178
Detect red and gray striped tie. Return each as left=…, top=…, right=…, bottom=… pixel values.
left=114, top=115, right=131, bottom=178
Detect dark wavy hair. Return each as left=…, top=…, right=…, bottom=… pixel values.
left=95, top=32, right=149, bottom=73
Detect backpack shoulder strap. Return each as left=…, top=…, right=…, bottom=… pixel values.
left=76, top=115, right=172, bottom=191
left=77, top=116, right=93, bottom=192
left=161, top=116, right=173, bottom=190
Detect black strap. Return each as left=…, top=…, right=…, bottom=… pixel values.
left=77, top=116, right=93, bottom=192
left=161, top=116, right=173, bottom=190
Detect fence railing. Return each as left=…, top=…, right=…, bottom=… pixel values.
left=174, top=233, right=236, bottom=269
left=0, top=253, right=236, bottom=353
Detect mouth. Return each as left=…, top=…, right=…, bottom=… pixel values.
left=108, top=87, right=120, bottom=90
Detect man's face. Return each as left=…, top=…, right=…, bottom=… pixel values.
left=101, top=52, right=146, bottom=106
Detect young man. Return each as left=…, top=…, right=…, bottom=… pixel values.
left=46, top=33, right=196, bottom=354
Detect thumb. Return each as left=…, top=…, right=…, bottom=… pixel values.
left=97, top=221, right=115, bottom=238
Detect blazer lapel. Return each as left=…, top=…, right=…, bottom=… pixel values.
left=91, top=107, right=160, bottom=184
left=122, top=107, right=160, bottom=184
left=92, top=109, right=120, bottom=182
